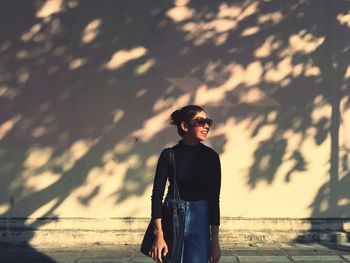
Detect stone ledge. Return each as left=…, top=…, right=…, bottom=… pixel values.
left=0, top=218, right=349, bottom=247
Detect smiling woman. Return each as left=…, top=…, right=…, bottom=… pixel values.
left=148, top=105, right=222, bottom=263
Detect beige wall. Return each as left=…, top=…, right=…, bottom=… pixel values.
left=0, top=0, right=349, bottom=228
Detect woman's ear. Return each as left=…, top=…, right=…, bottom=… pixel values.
left=180, top=121, right=189, bottom=133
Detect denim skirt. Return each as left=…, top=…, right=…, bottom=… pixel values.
left=164, top=196, right=210, bottom=263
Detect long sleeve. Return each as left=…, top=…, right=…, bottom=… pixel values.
left=151, top=148, right=170, bottom=220
left=208, top=152, right=221, bottom=226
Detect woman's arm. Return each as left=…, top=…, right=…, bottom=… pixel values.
left=153, top=218, right=164, bottom=237
left=149, top=149, right=171, bottom=262
left=208, top=152, right=221, bottom=226
left=210, top=225, right=219, bottom=241
left=151, top=148, right=170, bottom=221
left=209, top=152, right=221, bottom=263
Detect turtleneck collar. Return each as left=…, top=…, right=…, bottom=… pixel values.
left=178, top=139, right=202, bottom=149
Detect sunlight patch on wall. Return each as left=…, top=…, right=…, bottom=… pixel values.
left=218, top=3, right=241, bottom=18
left=56, top=153, right=143, bottom=217
left=0, top=204, right=10, bottom=214
left=31, top=126, right=49, bottom=138
left=237, top=1, right=259, bottom=21
left=287, top=30, right=325, bottom=54
left=337, top=12, right=350, bottom=28
left=258, top=11, right=283, bottom=25
left=16, top=43, right=52, bottom=60
left=241, top=26, right=259, bottom=36
left=311, top=96, right=331, bottom=123
left=176, top=2, right=258, bottom=46
left=136, top=89, right=147, bottom=98
left=0, top=115, right=22, bottom=140
left=265, top=57, right=292, bottom=83
left=166, top=5, right=194, bottom=22
left=211, top=61, right=264, bottom=94
left=338, top=198, right=350, bottom=207
left=24, top=147, right=54, bottom=169
left=81, top=19, right=102, bottom=44
left=340, top=96, right=350, bottom=180
left=182, top=19, right=236, bottom=46
left=69, top=58, right=87, bottom=70
left=65, top=139, right=99, bottom=167
left=304, top=65, right=321, bottom=77
left=132, top=95, right=190, bottom=142
left=194, top=85, right=227, bottom=107
left=26, top=198, right=58, bottom=223
left=36, top=0, right=64, bottom=18
left=135, top=58, right=156, bottom=75
left=244, top=61, right=263, bottom=86
left=216, top=116, right=331, bottom=217
left=211, top=19, right=237, bottom=33
left=17, top=69, right=30, bottom=84
left=258, top=30, right=325, bottom=85
left=153, top=97, right=176, bottom=112
left=131, top=111, right=175, bottom=143
left=114, top=137, right=135, bottom=154
left=319, top=198, right=329, bottom=213
left=254, top=36, right=281, bottom=58
left=48, top=138, right=100, bottom=173
left=345, top=66, right=350, bottom=79
left=0, top=85, right=17, bottom=99
left=105, top=47, right=147, bottom=70
left=21, top=24, right=42, bottom=42
left=24, top=171, right=61, bottom=192
left=238, top=87, right=269, bottom=105
left=0, top=41, right=10, bottom=53
left=146, top=154, right=158, bottom=169
left=112, top=109, right=124, bottom=124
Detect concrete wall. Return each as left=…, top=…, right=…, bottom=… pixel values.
left=0, top=0, right=349, bottom=245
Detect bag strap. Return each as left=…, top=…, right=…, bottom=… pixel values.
left=169, top=148, right=181, bottom=202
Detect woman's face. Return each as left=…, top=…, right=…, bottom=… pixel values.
left=182, top=111, right=211, bottom=142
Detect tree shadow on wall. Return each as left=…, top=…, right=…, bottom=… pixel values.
left=0, top=1, right=349, bottom=260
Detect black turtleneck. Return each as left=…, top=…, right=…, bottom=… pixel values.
left=151, top=139, right=221, bottom=226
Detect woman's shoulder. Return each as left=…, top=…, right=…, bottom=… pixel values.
left=200, top=143, right=220, bottom=158
left=159, top=145, right=176, bottom=159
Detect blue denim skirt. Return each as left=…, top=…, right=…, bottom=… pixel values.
left=164, top=196, right=210, bottom=263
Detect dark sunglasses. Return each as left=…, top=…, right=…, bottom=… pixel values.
left=188, top=117, right=213, bottom=127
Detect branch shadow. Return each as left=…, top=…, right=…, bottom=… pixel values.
left=0, top=2, right=349, bottom=261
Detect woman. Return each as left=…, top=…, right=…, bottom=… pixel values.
left=149, top=105, right=222, bottom=263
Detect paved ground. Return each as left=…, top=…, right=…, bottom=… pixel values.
left=1, top=242, right=350, bottom=263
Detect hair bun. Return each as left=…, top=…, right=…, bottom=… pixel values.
left=170, top=109, right=182, bottom=125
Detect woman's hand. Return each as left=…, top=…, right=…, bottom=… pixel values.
left=209, top=238, right=221, bottom=263
left=149, top=234, right=168, bottom=262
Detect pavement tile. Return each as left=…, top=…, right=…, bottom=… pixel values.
left=131, top=256, right=155, bottom=263
left=343, top=255, right=350, bottom=260
left=291, top=255, right=345, bottom=262
left=284, top=243, right=324, bottom=250
left=1, top=243, right=350, bottom=263
left=80, top=257, right=131, bottom=263
left=235, top=249, right=284, bottom=256
left=220, top=249, right=236, bottom=256
left=219, top=255, right=239, bottom=262
left=238, top=255, right=291, bottom=262
left=284, top=249, right=336, bottom=256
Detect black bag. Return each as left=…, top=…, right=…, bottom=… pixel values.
left=140, top=148, right=185, bottom=263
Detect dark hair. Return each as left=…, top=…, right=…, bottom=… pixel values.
left=170, top=105, right=205, bottom=137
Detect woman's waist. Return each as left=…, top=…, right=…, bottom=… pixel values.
left=165, top=187, right=208, bottom=201
left=164, top=195, right=208, bottom=208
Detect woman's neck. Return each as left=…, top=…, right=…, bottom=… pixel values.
left=181, top=137, right=200, bottom=146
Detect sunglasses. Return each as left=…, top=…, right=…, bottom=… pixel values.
left=188, top=117, right=213, bottom=127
